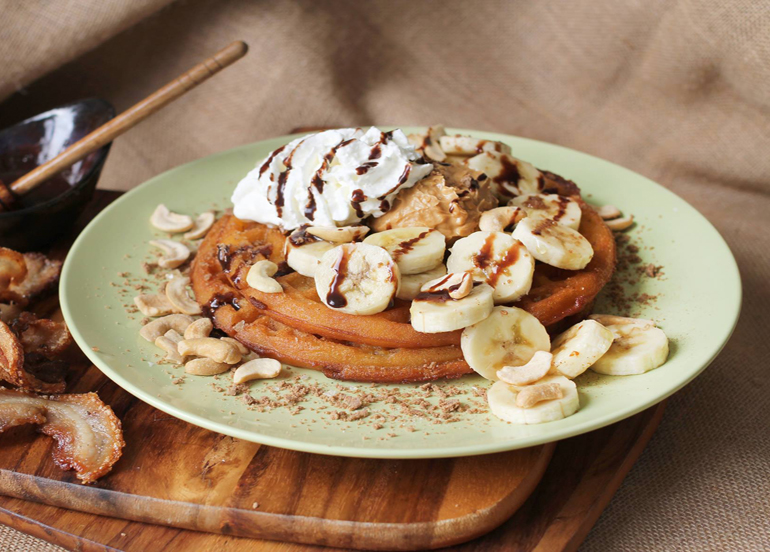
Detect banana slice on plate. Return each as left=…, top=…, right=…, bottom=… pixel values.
left=550, top=319, right=614, bottom=378
left=487, top=375, right=579, bottom=424
left=447, top=231, right=534, bottom=303
left=510, top=193, right=582, bottom=230
left=461, top=306, right=550, bottom=380
left=285, top=230, right=336, bottom=277
left=410, top=282, right=494, bottom=334
left=363, top=227, right=446, bottom=275
left=397, top=264, right=447, bottom=301
left=464, top=151, right=543, bottom=198
left=512, top=217, right=593, bottom=270
left=588, top=315, right=669, bottom=375
left=315, top=243, right=400, bottom=315
left=438, top=135, right=512, bottom=156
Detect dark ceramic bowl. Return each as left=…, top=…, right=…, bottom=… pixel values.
left=0, top=98, right=115, bottom=251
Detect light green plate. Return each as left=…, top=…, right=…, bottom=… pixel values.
left=60, top=128, right=741, bottom=459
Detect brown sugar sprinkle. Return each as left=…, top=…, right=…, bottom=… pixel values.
left=603, top=231, right=664, bottom=315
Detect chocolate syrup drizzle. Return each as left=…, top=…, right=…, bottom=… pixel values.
left=305, top=137, right=356, bottom=220
left=392, top=230, right=430, bottom=259
left=259, top=145, right=286, bottom=177
left=326, top=247, right=350, bottom=308
left=350, top=189, right=366, bottom=218
left=471, top=234, right=522, bottom=287
left=202, top=292, right=241, bottom=319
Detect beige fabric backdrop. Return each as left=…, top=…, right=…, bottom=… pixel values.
left=1, top=0, right=769, bottom=550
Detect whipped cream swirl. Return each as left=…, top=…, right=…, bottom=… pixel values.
left=232, top=127, right=433, bottom=230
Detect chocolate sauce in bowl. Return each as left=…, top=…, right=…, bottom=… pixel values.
left=326, top=247, right=350, bottom=308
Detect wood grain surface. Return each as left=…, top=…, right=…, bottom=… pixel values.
left=0, top=189, right=666, bottom=551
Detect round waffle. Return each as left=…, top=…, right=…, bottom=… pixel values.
left=190, top=180, right=615, bottom=383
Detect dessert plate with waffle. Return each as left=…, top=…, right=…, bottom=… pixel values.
left=59, top=126, right=740, bottom=458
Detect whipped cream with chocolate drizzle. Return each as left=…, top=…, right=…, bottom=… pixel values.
left=232, top=128, right=432, bottom=231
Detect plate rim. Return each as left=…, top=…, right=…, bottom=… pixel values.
left=59, top=128, right=742, bottom=459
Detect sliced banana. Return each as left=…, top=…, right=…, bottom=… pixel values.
left=306, top=225, right=369, bottom=243
left=461, top=306, right=550, bottom=380
left=285, top=232, right=336, bottom=277
left=550, top=319, right=614, bottom=379
left=464, top=151, right=543, bottom=198
left=410, top=283, right=494, bottom=334
left=315, top=243, right=400, bottom=315
left=397, top=265, right=447, bottom=301
left=487, top=375, right=579, bottom=424
left=408, top=125, right=447, bottom=161
left=438, top=135, right=512, bottom=156
left=447, top=231, right=534, bottom=303
left=510, top=193, right=582, bottom=231
left=589, top=315, right=669, bottom=376
left=512, top=218, right=593, bottom=270
left=363, top=227, right=445, bottom=275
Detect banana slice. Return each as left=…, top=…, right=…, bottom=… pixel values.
left=408, top=125, right=447, bottom=161
left=397, top=265, right=447, bottom=301
left=510, top=193, right=582, bottom=230
left=464, top=151, right=543, bottom=198
left=438, top=135, right=512, bottom=156
left=410, top=283, right=494, bottom=333
left=487, top=375, right=579, bottom=424
left=315, top=243, right=400, bottom=315
left=550, top=319, right=614, bottom=379
left=512, top=218, right=593, bottom=270
left=461, top=306, right=550, bottom=380
left=446, top=231, right=534, bottom=303
left=363, top=227, right=445, bottom=275
left=285, top=232, right=335, bottom=277
left=589, top=315, right=669, bottom=376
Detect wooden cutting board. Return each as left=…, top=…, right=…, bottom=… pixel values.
left=0, top=190, right=666, bottom=551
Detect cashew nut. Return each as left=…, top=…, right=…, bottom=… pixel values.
left=165, top=275, right=201, bottom=315
left=184, top=318, right=213, bottom=340
left=596, top=204, right=622, bottom=220
left=221, top=337, right=250, bottom=355
left=134, top=293, right=175, bottom=317
left=605, top=214, right=634, bottom=231
left=306, top=226, right=369, bottom=244
left=233, top=358, right=281, bottom=383
left=185, top=358, right=231, bottom=376
left=150, top=204, right=194, bottom=233
left=246, top=260, right=283, bottom=294
left=150, top=239, right=190, bottom=269
left=421, top=271, right=473, bottom=299
left=479, top=206, right=527, bottom=232
left=178, top=338, right=242, bottom=364
left=155, top=333, right=185, bottom=365
left=183, top=211, right=216, bottom=240
left=515, top=382, right=564, bottom=409
left=139, top=314, right=194, bottom=342
left=497, top=351, right=553, bottom=386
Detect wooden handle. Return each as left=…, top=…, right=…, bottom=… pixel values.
left=9, top=40, right=248, bottom=196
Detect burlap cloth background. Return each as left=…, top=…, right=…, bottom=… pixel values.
left=1, top=1, right=768, bottom=550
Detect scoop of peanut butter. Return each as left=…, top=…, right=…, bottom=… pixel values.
left=371, top=163, right=498, bottom=242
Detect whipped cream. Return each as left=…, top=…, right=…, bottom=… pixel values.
left=232, top=127, right=433, bottom=230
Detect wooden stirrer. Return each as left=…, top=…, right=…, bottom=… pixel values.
left=0, top=40, right=248, bottom=211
